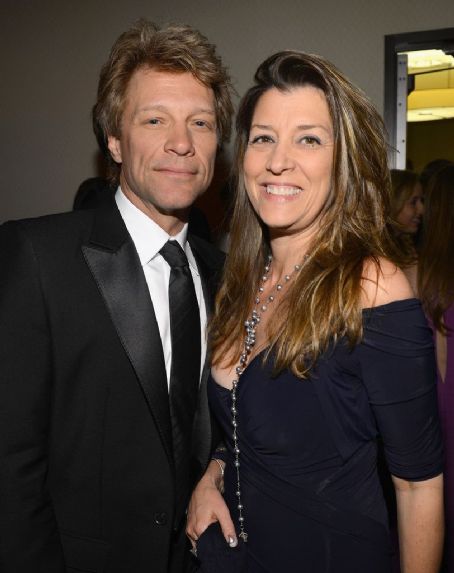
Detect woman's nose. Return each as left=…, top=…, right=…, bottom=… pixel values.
left=266, top=142, right=294, bottom=174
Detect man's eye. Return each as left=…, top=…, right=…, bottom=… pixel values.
left=249, top=135, right=274, bottom=145
left=148, top=118, right=160, bottom=125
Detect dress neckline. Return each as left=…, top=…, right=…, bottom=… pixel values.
left=210, top=347, right=269, bottom=392
left=362, top=297, right=419, bottom=313
left=210, top=298, right=422, bottom=392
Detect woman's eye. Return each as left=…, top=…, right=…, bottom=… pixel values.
left=300, top=135, right=321, bottom=147
left=148, top=118, right=161, bottom=125
left=249, top=135, right=274, bottom=145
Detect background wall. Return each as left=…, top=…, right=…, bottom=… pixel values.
left=408, top=118, right=454, bottom=173
left=1, top=0, right=453, bottom=223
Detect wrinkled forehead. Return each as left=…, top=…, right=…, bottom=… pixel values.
left=249, top=86, right=333, bottom=135
left=119, top=67, right=216, bottom=122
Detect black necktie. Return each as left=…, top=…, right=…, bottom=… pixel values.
left=159, top=240, right=201, bottom=506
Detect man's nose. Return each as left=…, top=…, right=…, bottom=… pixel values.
left=164, top=124, right=195, bottom=156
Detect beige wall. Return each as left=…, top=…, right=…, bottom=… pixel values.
left=407, top=118, right=454, bottom=173
left=1, top=0, right=453, bottom=222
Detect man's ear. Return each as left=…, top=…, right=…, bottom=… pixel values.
left=107, top=135, right=122, bottom=164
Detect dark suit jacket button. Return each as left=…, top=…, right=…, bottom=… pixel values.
left=154, top=512, right=168, bottom=526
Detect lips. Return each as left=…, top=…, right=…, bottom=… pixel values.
left=265, top=185, right=302, bottom=196
left=154, top=164, right=197, bottom=176
left=156, top=168, right=196, bottom=176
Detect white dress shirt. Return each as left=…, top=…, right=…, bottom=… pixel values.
left=115, top=188, right=207, bottom=388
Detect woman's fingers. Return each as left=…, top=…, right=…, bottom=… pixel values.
left=186, top=479, right=237, bottom=546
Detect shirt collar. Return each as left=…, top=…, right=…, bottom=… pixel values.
left=115, top=187, right=199, bottom=275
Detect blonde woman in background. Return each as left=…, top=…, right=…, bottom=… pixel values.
left=390, top=169, right=424, bottom=237
left=389, top=169, right=424, bottom=291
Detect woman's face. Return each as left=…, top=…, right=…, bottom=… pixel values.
left=243, top=86, right=334, bottom=240
left=396, top=182, right=424, bottom=234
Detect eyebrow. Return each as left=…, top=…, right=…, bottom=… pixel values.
left=251, top=123, right=332, bottom=135
left=136, top=104, right=216, bottom=115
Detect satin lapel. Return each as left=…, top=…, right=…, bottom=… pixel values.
left=82, top=201, right=173, bottom=466
left=188, top=235, right=225, bottom=470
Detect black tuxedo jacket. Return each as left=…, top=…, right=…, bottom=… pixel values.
left=0, top=199, right=224, bottom=573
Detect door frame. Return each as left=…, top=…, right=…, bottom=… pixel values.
left=384, top=28, right=454, bottom=167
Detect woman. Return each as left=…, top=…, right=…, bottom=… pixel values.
left=418, top=163, right=454, bottom=572
left=187, top=51, right=443, bottom=573
left=391, top=169, right=424, bottom=290
left=389, top=169, right=424, bottom=291
left=390, top=169, right=424, bottom=238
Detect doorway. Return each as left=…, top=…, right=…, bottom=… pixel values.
left=384, top=28, right=454, bottom=171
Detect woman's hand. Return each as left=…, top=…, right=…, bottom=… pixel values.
left=186, top=459, right=237, bottom=550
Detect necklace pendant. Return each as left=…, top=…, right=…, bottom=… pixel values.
left=239, top=531, right=248, bottom=543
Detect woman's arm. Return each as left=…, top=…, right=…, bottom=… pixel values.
left=393, top=473, right=444, bottom=573
left=361, top=258, right=444, bottom=572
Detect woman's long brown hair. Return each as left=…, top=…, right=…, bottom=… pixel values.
left=418, top=163, right=454, bottom=334
left=211, top=51, right=402, bottom=377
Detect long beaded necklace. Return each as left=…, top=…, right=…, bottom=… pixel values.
left=231, top=254, right=304, bottom=543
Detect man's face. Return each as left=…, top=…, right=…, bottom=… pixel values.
left=108, top=68, right=218, bottom=234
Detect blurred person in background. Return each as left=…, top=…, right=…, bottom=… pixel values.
left=390, top=169, right=424, bottom=240
left=420, top=159, right=452, bottom=192
left=418, top=163, right=454, bottom=573
left=389, top=169, right=424, bottom=291
left=73, top=176, right=115, bottom=210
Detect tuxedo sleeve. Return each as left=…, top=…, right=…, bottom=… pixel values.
left=0, top=222, right=65, bottom=571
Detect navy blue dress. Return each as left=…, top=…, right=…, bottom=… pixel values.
left=205, top=299, right=443, bottom=573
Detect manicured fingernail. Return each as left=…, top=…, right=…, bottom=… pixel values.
left=228, top=536, right=238, bottom=547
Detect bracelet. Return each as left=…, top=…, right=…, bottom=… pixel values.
left=211, top=457, right=225, bottom=479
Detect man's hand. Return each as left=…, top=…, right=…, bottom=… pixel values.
left=186, top=459, right=237, bottom=549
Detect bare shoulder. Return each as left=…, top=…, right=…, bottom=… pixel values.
left=360, top=257, right=415, bottom=309
left=402, top=263, right=418, bottom=295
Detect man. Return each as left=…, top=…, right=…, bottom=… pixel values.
left=0, top=20, right=233, bottom=573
